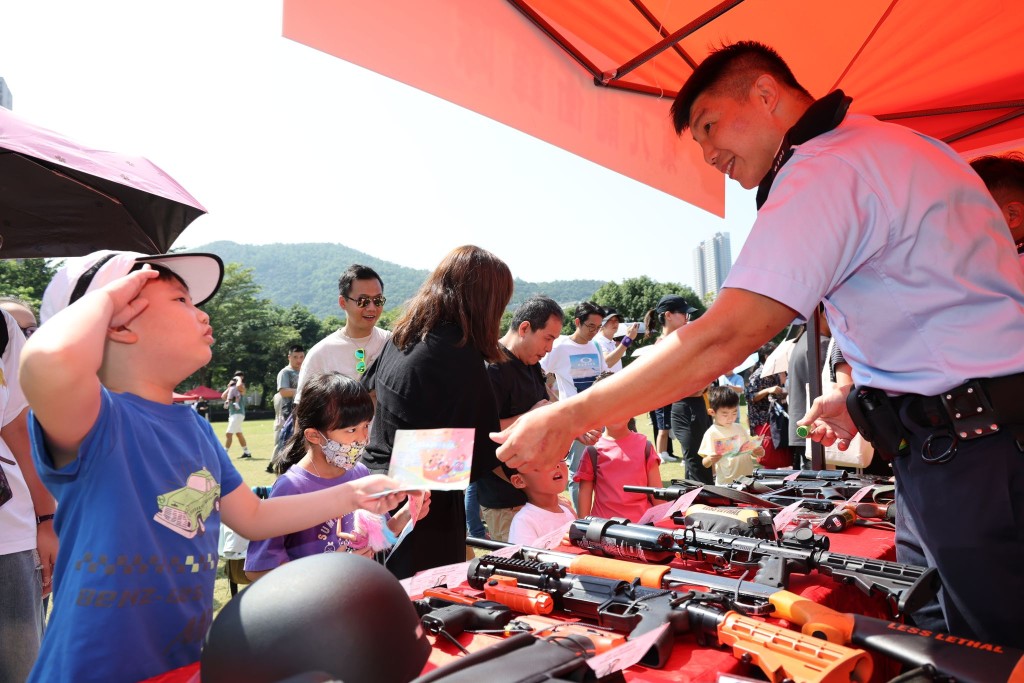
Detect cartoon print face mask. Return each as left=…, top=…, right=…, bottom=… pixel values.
left=319, top=432, right=365, bottom=469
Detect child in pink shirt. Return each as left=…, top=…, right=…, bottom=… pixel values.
left=575, top=413, right=661, bottom=521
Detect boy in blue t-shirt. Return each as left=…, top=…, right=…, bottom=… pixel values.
left=21, top=251, right=410, bottom=683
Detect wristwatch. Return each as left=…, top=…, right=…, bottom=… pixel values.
left=36, top=514, right=55, bottom=525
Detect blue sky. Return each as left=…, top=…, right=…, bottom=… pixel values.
left=0, top=0, right=757, bottom=285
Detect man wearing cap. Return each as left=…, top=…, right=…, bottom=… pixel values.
left=494, top=42, right=1024, bottom=647
left=594, top=309, right=640, bottom=374
left=296, top=264, right=391, bottom=402
left=642, top=295, right=705, bottom=471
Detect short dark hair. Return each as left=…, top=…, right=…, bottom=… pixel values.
left=970, top=153, right=1024, bottom=199
left=510, top=296, right=564, bottom=332
left=338, top=264, right=384, bottom=298
left=573, top=301, right=604, bottom=324
left=707, top=385, right=740, bottom=411
left=233, top=370, right=245, bottom=378
left=288, top=344, right=305, bottom=354
left=671, top=41, right=812, bottom=135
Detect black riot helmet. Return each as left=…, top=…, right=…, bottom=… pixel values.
left=202, top=553, right=430, bottom=683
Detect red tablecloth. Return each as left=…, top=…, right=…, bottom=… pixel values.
left=145, top=525, right=903, bottom=683
left=421, top=525, right=902, bottom=682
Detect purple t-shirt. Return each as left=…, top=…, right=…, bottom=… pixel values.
left=244, top=463, right=371, bottom=571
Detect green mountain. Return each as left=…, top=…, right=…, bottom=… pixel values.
left=187, top=241, right=607, bottom=319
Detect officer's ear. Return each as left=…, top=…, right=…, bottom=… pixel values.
left=1003, top=200, right=1024, bottom=232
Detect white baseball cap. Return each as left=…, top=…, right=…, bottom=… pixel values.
left=41, top=250, right=224, bottom=324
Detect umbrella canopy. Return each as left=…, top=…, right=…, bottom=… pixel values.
left=733, top=351, right=759, bottom=375
left=172, top=391, right=194, bottom=403
left=183, top=385, right=223, bottom=401
left=283, top=0, right=1023, bottom=218
left=0, top=107, right=206, bottom=258
left=760, top=338, right=794, bottom=377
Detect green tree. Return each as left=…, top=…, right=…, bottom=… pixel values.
left=0, top=258, right=60, bottom=308
left=282, top=304, right=324, bottom=352
left=182, top=263, right=289, bottom=405
left=591, top=276, right=704, bottom=322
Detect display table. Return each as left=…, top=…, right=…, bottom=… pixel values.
left=144, top=525, right=903, bottom=683
left=419, top=524, right=902, bottom=682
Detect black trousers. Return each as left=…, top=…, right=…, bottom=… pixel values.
left=893, top=404, right=1024, bottom=649
left=670, top=397, right=714, bottom=485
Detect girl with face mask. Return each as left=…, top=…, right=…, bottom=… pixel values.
left=244, top=372, right=430, bottom=581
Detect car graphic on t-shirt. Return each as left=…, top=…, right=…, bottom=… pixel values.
left=154, top=468, right=221, bottom=539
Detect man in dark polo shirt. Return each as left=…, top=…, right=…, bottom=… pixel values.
left=479, top=296, right=565, bottom=541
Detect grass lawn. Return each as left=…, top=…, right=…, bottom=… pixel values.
left=211, top=408, right=746, bottom=613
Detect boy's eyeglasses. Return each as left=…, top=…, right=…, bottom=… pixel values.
left=344, top=295, right=387, bottom=309
left=355, top=348, right=366, bottom=374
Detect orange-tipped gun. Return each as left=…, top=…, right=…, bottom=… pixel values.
left=467, top=553, right=872, bottom=681
left=468, top=537, right=1024, bottom=683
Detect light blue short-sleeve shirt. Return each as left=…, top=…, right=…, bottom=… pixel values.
left=725, top=114, right=1024, bottom=396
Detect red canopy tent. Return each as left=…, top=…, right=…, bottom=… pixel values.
left=282, top=0, right=1023, bottom=217
left=171, top=391, right=193, bottom=403
left=182, top=385, right=223, bottom=401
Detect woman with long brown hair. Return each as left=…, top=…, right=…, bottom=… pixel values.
left=361, top=245, right=514, bottom=578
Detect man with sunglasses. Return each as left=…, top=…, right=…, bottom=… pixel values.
left=296, top=265, right=392, bottom=403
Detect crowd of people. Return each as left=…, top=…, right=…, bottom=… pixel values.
left=2, top=38, right=1024, bottom=683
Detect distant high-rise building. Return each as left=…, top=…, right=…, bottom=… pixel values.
left=0, top=78, right=11, bottom=110
left=692, top=232, right=732, bottom=300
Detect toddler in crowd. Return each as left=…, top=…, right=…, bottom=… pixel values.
left=575, top=374, right=661, bottom=520
left=699, top=386, right=765, bottom=485
left=245, top=372, right=429, bottom=580
left=506, top=457, right=575, bottom=545
left=20, top=251, right=409, bottom=683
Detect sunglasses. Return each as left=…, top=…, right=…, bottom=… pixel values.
left=344, top=295, right=387, bottom=308
left=355, top=348, right=366, bottom=374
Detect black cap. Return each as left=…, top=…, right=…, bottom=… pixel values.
left=601, top=309, right=623, bottom=326
left=656, top=294, right=697, bottom=316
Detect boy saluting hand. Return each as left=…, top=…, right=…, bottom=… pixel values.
left=21, top=251, right=408, bottom=683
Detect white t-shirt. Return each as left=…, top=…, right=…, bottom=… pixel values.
left=296, top=326, right=392, bottom=402
left=0, top=310, right=35, bottom=555
left=540, top=336, right=607, bottom=399
left=593, top=334, right=624, bottom=373
left=508, top=502, right=575, bottom=546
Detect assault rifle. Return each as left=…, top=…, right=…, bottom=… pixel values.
left=467, top=538, right=1024, bottom=683
left=568, top=517, right=939, bottom=617
left=467, top=553, right=872, bottom=681
left=624, top=483, right=837, bottom=516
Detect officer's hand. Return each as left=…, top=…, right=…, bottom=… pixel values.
left=798, top=384, right=858, bottom=449
left=492, top=402, right=574, bottom=472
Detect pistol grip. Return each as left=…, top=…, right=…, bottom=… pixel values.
left=769, top=590, right=854, bottom=644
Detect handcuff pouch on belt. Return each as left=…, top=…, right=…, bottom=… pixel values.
left=845, top=386, right=911, bottom=462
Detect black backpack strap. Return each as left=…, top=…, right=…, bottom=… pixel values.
left=584, top=445, right=599, bottom=478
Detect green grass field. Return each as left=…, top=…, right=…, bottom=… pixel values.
left=211, top=410, right=746, bottom=613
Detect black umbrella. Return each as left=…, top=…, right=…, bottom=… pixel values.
left=0, top=106, right=205, bottom=257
